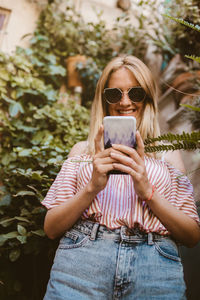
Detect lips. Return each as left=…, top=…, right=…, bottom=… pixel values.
left=118, top=109, right=136, bottom=114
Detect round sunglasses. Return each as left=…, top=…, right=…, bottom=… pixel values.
left=103, top=86, right=146, bottom=104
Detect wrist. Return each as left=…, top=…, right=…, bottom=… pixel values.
left=85, top=182, right=99, bottom=196
left=144, top=184, right=156, bottom=202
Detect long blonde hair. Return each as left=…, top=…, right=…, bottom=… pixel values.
left=87, top=55, right=160, bottom=157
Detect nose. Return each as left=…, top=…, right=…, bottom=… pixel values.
left=119, top=91, right=132, bottom=105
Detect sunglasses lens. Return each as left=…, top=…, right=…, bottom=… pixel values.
left=128, top=87, right=146, bottom=102
left=104, top=88, right=122, bottom=103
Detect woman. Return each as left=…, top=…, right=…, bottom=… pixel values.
left=42, top=55, right=200, bottom=300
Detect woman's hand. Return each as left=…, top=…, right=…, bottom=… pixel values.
left=89, top=126, right=117, bottom=194
left=110, top=131, right=152, bottom=200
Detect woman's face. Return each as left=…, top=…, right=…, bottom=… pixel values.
left=106, top=67, right=145, bottom=121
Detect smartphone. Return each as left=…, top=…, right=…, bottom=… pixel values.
left=103, top=116, right=136, bottom=174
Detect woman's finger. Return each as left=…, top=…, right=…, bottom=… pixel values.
left=112, top=162, right=137, bottom=177
left=94, top=156, right=118, bottom=165
left=110, top=151, right=139, bottom=172
left=136, top=131, right=145, bottom=159
left=94, top=125, right=103, bottom=154
left=95, top=147, right=122, bottom=159
left=112, top=144, right=142, bottom=165
left=95, top=163, right=115, bottom=174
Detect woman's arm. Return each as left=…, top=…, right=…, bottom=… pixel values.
left=110, top=132, right=200, bottom=248
left=146, top=189, right=200, bottom=247
left=44, top=126, right=116, bottom=239
left=44, top=182, right=98, bottom=239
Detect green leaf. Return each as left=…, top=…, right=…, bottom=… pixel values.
left=0, top=194, right=11, bottom=207
left=14, top=216, right=30, bottom=223
left=9, top=249, right=21, bottom=262
left=1, top=153, right=15, bottom=166
left=0, top=68, right=10, bottom=81
left=14, top=191, right=35, bottom=197
left=31, top=229, right=46, bottom=237
left=31, top=130, right=53, bottom=145
left=0, top=218, right=15, bottom=227
left=0, top=236, right=6, bottom=247
left=9, top=102, right=24, bottom=117
left=18, top=149, right=32, bottom=157
left=17, top=224, right=27, bottom=236
left=32, top=171, right=43, bottom=181
left=185, top=55, right=200, bottom=64
left=17, top=235, right=27, bottom=244
left=47, top=158, right=58, bottom=164
left=180, top=104, right=200, bottom=112
left=48, top=65, right=66, bottom=76
left=0, top=231, right=18, bottom=246
left=43, top=88, right=57, bottom=101
left=13, top=121, right=37, bottom=132
left=163, top=15, right=200, bottom=33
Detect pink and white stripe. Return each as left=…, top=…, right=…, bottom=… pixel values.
left=42, top=154, right=200, bottom=235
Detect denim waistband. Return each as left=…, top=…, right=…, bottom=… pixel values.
left=71, top=219, right=170, bottom=245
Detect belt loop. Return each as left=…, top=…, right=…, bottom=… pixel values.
left=90, top=223, right=100, bottom=241
left=120, top=226, right=126, bottom=241
left=147, top=233, right=154, bottom=245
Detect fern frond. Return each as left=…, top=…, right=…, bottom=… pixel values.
left=163, top=15, right=200, bottom=33
left=185, top=55, right=200, bottom=63
left=144, top=131, right=200, bottom=145
left=181, top=104, right=200, bottom=112
left=145, top=141, right=198, bottom=153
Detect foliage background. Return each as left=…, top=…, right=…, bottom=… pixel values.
left=0, top=0, right=200, bottom=299
left=0, top=0, right=158, bottom=298
left=0, top=48, right=90, bottom=298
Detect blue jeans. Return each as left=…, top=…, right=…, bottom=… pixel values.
left=44, top=220, right=186, bottom=300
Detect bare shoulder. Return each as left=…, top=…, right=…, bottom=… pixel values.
left=68, top=141, right=88, bottom=157
left=164, top=150, right=186, bottom=174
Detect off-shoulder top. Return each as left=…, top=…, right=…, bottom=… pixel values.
left=42, top=154, right=200, bottom=235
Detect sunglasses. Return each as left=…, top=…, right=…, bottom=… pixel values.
left=103, top=86, right=146, bottom=104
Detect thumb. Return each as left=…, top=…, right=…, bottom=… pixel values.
left=94, top=125, right=103, bottom=154
left=136, top=131, right=145, bottom=159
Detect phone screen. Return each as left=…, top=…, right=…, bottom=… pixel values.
left=103, top=116, right=136, bottom=174
left=103, top=116, right=136, bottom=149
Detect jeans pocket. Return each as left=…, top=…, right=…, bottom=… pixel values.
left=155, top=238, right=181, bottom=262
left=58, top=229, right=89, bottom=249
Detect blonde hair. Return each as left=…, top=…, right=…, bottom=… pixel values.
left=87, top=55, right=160, bottom=157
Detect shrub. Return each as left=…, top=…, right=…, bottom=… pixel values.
left=0, top=49, right=89, bottom=298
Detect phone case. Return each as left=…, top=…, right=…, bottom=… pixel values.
left=103, top=116, right=136, bottom=174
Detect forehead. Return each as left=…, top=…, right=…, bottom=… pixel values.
left=108, top=67, right=139, bottom=88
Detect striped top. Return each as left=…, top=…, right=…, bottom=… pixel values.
left=42, top=154, right=200, bottom=235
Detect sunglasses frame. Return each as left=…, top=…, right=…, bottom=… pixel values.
left=103, top=86, right=147, bottom=105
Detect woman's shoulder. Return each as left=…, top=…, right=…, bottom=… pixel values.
left=68, top=141, right=88, bottom=157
